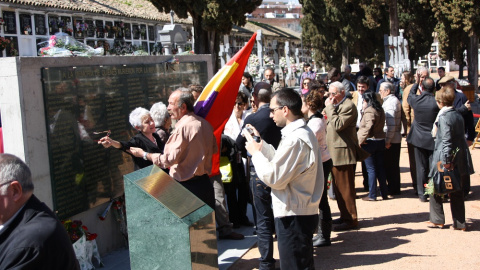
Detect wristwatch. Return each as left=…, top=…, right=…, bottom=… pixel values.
left=143, top=152, right=148, bottom=160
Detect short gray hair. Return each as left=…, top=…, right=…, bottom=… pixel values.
left=0, top=154, right=33, bottom=195
left=129, top=107, right=150, bottom=129
left=150, top=102, right=169, bottom=127
left=329, top=81, right=345, bottom=93
left=380, top=82, right=394, bottom=94
left=176, top=88, right=195, bottom=112
left=417, top=66, right=430, bottom=76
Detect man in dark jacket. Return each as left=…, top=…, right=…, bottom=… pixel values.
left=0, top=154, right=79, bottom=269
left=407, top=78, right=439, bottom=202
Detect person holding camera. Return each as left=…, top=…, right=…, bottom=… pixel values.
left=236, top=82, right=281, bottom=270
left=245, top=88, right=323, bottom=269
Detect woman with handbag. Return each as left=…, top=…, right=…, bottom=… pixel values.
left=427, top=86, right=474, bottom=230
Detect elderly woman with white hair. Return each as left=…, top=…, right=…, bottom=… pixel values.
left=150, top=102, right=172, bottom=145
left=98, top=107, right=164, bottom=170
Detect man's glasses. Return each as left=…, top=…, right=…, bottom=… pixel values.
left=269, top=106, right=284, bottom=113
left=328, top=92, right=338, bottom=96
left=235, top=102, right=245, bottom=106
left=0, top=181, right=13, bottom=187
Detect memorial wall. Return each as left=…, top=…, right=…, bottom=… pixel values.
left=41, top=61, right=209, bottom=219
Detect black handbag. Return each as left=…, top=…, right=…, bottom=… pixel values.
left=433, top=161, right=462, bottom=195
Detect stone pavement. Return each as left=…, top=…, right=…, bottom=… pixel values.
left=233, top=139, right=480, bottom=269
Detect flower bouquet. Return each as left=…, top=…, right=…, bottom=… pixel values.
left=263, top=56, right=274, bottom=67
left=63, top=220, right=102, bottom=270
left=0, top=36, right=11, bottom=51
left=38, top=33, right=103, bottom=57
left=249, top=54, right=260, bottom=78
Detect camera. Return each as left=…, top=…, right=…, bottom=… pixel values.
left=242, top=126, right=261, bottom=143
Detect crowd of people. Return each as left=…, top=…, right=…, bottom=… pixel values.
left=0, top=62, right=476, bottom=269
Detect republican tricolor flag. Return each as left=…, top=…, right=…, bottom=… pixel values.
left=194, top=33, right=257, bottom=176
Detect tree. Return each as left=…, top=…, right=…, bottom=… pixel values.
left=300, top=0, right=388, bottom=69
left=426, top=0, right=480, bottom=86
left=397, top=0, right=436, bottom=69
left=149, top=0, right=262, bottom=71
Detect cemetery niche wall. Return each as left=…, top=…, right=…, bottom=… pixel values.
left=41, top=60, right=209, bottom=219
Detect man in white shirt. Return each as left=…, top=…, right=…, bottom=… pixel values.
left=245, top=88, right=323, bottom=269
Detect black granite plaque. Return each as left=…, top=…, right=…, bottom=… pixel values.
left=35, top=14, right=47, bottom=35
left=3, top=11, right=16, bottom=34
left=85, top=20, right=95, bottom=38
left=95, top=20, right=104, bottom=38
left=5, top=36, right=18, bottom=57
left=48, top=16, right=59, bottom=34
left=132, top=24, right=140, bottom=40
left=148, top=26, right=154, bottom=41
left=124, top=23, right=131, bottom=39
left=105, top=21, right=114, bottom=39
left=140, top=24, right=147, bottom=40
left=41, top=61, right=208, bottom=219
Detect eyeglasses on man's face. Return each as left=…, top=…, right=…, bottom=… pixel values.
left=269, top=106, right=284, bottom=113
left=0, top=181, right=14, bottom=188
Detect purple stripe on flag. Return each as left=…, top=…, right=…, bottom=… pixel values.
left=194, top=91, right=219, bottom=118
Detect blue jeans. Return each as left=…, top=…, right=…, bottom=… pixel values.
left=362, top=140, right=388, bottom=199
left=250, top=169, right=276, bottom=270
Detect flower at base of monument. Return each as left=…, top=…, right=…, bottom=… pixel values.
left=0, top=37, right=11, bottom=51
left=249, top=54, right=259, bottom=68
left=290, top=63, right=297, bottom=74
left=62, top=219, right=98, bottom=243
left=296, top=62, right=304, bottom=73
left=263, top=56, right=274, bottom=66
left=248, top=66, right=258, bottom=78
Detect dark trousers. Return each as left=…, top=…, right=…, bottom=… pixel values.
left=332, top=164, right=357, bottom=225
left=430, top=189, right=465, bottom=229
left=179, top=174, right=215, bottom=209
left=275, top=215, right=318, bottom=270
left=407, top=142, right=418, bottom=193
left=362, top=140, right=388, bottom=199
left=385, top=142, right=401, bottom=195
left=414, top=146, right=433, bottom=200
left=224, top=178, right=250, bottom=225
left=319, top=159, right=333, bottom=222
left=250, top=171, right=275, bottom=270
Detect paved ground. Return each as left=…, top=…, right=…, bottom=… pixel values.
left=232, top=139, right=480, bottom=269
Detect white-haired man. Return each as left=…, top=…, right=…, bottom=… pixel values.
left=324, top=82, right=369, bottom=231
left=379, top=82, right=402, bottom=195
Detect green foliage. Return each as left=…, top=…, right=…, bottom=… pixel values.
left=301, top=0, right=439, bottom=68
left=397, top=0, right=436, bottom=63
left=149, top=0, right=260, bottom=70
left=300, top=0, right=388, bottom=68
left=426, top=0, right=480, bottom=64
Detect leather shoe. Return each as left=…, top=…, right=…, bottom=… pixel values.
left=452, top=226, right=466, bottom=231
left=313, top=237, right=331, bottom=247
left=419, top=197, right=428, bottom=202
left=219, top=232, right=245, bottom=240
left=426, top=221, right=444, bottom=229
left=332, top=218, right=344, bottom=225
left=362, top=197, right=376, bottom=201
left=334, top=222, right=358, bottom=231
